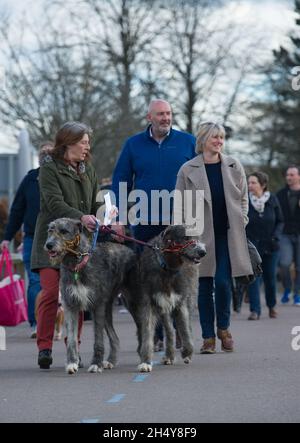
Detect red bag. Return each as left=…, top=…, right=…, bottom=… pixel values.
left=0, top=248, right=28, bottom=326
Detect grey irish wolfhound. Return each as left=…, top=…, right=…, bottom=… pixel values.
left=123, top=225, right=206, bottom=373
left=44, top=217, right=135, bottom=374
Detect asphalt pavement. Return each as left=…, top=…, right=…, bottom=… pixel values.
left=0, top=300, right=299, bottom=423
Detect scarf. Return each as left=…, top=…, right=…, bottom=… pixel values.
left=249, top=191, right=270, bottom=214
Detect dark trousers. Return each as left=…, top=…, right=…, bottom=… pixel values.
left=23, top=235, right=41, bottom=327
left=248, top=251, right=279, bottom=315
left=198, top=234, right=232, bottom=339
left=132, top=224, right=166, bottom=249
left=279, top=233, right=300, bottom=293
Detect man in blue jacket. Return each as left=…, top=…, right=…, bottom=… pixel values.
left=112, top=99, right=196, bottom=238
left=112, top=99, right=196, bottom=349
left=277, top=165, right=300, bottom=306
left=0, top=142, right=53, bottom=337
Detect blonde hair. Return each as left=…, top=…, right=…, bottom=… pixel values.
left=196, top=122, right=225, bottom=154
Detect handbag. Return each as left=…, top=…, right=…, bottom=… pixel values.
left=235, top=239, right=263, bottom=285
left=0, top=248, right=28, bottom=326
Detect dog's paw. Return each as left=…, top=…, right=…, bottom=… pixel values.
left=183, top=356, right=192, bottom=364
left=103, top=361, right=114, bottom=370
left=138, top=363, right=152, bottom=372
left=66, top=363, right=78, bottom=374
left=161, top=356, right=175, bottom=365
left=87, top=364, right=103, bottom=373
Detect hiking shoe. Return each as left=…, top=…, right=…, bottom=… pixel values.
left=248, top=312, right=260, bottom=320
left=217, top=329, right=234, bottom=352
left=281, top=289, right=290, bottom=304
left=200, top=338, right=216, bottom=354
left=293, top=294, right=300, bottom=306
left=38, top=349, right=53, bottom=369
left=269, top=308, right=277, bottom=318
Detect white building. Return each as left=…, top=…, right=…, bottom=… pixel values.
left=0, top=128, right=37, bottom=207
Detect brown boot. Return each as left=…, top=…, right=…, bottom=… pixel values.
left=217, top=329, right=234, bottom=352
left=200, top=337, right=216, bottom=354
left=269, top=308, right=277, bottom=318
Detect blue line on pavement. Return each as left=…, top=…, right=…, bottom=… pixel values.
left=80, top=418, right=100, bottom=423
left=133, top=374, right=149, bottom=382
left=106, top=394, right=125, bottom=403
left=152, top=360, right=159, bottom=366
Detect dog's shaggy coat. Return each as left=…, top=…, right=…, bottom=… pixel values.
left=123, top=225, right=206, bottom=372
left=45, top=219, right=205, bottom=375
left=45, top=218, right=135, bottom=374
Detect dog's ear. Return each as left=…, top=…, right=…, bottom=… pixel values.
left=161, top=225, right=172, bottom=240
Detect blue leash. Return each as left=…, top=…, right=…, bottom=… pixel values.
left=89, top=219, right=100, bottom=254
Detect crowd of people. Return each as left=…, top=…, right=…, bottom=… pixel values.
left=0, top=99, right=299, bottom=369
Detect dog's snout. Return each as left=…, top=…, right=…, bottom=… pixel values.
left=46, top=242, right=54, bottom=251
left=200, top=248, right=206, bottom=258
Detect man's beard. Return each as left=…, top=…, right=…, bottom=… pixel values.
left=158, top=124, right=170, bottom=136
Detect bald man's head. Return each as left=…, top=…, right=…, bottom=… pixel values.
left=147, top=99, right=172, bottom=139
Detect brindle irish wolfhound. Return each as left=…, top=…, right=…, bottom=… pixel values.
left=123, top=225, right=206, bottom=373
left=44, top=217, right=135, bottom=374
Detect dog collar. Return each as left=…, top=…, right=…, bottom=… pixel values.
left=75, top=254, right=90, bottom=272
left=154, top=246, right=180, bottom=274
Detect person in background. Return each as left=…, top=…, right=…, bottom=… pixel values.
left=0, top=198, right=9, bottom=243
left=31, top=122, right=100, bottom=369
left=246, top=172, right=283, bottom=320
left=112, top=99, right=196, bottom=350
left=276, top=166, right=300, bottom=306
left=175, top=121, right=252, bottom=354
left=0, top=142, right=54, bottom=338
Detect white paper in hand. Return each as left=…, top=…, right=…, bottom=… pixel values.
left=104, top=193, right=112, bottom=226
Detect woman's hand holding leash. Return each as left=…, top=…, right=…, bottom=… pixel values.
left=81, top=214, right=98, bottom=232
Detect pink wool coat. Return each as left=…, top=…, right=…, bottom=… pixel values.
left=174, top=153, right=253, bottom=278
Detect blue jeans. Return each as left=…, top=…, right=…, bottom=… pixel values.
left=279, top=234, right=300, bottom=293
left=23, top=236, right=41, bottom=327
left=198, top=235, right=232, bottom=339
left=248, top=251, right=279, bottom=315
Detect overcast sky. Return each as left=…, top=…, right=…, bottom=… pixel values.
left=0, top=0, right=297, bottom=155
left=1, top=0, right=295, bottom=39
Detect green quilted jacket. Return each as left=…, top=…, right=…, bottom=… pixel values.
left=31, top=157, right=99, bottom=271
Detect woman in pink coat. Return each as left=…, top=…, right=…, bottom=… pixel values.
left=175, top=122, right=252, bottom=354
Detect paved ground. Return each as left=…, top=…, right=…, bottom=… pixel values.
left=0, top=300, right=299, bottom=423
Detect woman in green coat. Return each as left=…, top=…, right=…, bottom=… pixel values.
left=31, top=121, right=100, bottom=369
